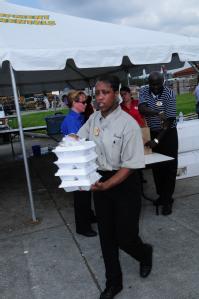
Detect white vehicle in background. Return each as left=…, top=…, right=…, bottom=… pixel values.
left=0, top=104, right=8, bottom=129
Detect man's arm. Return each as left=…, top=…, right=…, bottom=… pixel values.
left=145, top=117, right=176, bottom=149
left=138, top=102, right=161, bottom=117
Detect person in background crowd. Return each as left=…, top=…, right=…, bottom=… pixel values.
left=139, top=71, right=178, bottom=216
left=84, top=95, right=94, bottom=121
left=194, top=75, right=199, bottom=119
left=43, top=92, right=50, bottom=110
left=120, top=86, right=147, bottom=184
left=61, top=90, right=97, bottom=237
left=78, top=75, right=153, bottom=299
left=61, top=91, right=85, bottom=135
left=120, top=86, right=146, bottom=127
left=61, top=94, right=68, bottom=107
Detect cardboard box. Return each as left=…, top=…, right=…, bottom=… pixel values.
left=141, top=127, right=152, bottom=155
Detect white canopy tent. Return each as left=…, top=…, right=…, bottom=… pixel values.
left=1, top=1, right=199, bottom=221
left=2, top=1, right=199, bottom=95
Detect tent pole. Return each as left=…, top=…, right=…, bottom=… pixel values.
left=9, top=62, right=37, bottom=222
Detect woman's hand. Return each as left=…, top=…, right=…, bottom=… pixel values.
left=91, top=168, right=132, bottom=191
left=67, top=133, right=79, bottom=140
left=91, top=181, right=108, bottom=191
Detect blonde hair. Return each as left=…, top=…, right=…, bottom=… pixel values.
left=67, top=90, right=86, bottom=108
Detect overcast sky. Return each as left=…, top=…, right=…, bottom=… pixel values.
left=6, top=0, right=199, bottom=37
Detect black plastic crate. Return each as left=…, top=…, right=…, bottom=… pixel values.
left=45, top=114, right=65, bottom=135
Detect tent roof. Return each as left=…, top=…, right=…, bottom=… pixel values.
left=1, top=1, right=199, bottom=71
left=0, top=55, right=184, bottom=96
left=1, top=2, right=199, bottom=95
left=173, top=65, right=199, bottom=78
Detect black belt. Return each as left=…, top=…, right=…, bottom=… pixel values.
left=98, top=170, right=117, bottom=175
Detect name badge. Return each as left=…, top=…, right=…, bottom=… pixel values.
left=156, top=101, right=163, bottom=107
left=94, top=127, right=100, bottom=136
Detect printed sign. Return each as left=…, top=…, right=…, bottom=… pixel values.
left=0, top=13, right=56, bottom=25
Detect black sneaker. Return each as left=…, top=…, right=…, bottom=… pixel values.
left=76, top=229, right=97, bottom=237
left=162, top=204, right=172, bottom=216
left=153, top=197, right=163, bottom=206
left=140, top=244, right=153, bottom=278
left=99, top=285, right=123, bottom=299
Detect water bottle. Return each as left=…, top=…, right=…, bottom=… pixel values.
left=179, top=111, right=184, bottom=123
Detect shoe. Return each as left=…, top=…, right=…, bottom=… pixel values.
left=153, top=198, right=174, bottom=206
left=76, top=229, right=97, bottom=237
left=162, top=204, right=172, bottom=216
left=99, top=285, right=123, bottom=299
left=140, top=244, right=153, bottom=278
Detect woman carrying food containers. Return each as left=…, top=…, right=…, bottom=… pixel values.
left=77, top=75, right=153, bottom=299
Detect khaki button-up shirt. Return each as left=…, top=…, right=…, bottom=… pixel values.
left=78, top=106, right=145, bottom=171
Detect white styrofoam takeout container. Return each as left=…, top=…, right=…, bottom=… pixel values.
left=54, top=136, right=100, bottom=192
left=55, top=163, right=98, bottom=180
left=53, top=141, right=96, bottom=158
left=59, top=171, right=101, bottom=192
left=54, top=152, right=97, bottom=169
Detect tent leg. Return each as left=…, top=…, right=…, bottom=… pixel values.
left=9, top=62, right=37, bottom=222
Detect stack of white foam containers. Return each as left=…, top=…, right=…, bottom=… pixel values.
left=177, top=119, right=199, bottom=179
left=53, top=136, right=101, bottom=191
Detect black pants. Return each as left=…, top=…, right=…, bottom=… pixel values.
left=151, top=128, right=178, bottom=205
left=196, top=103, right=199, bottom=118
left=94, top=171, right=149, bottom=287
left=73, top=191, right=94, bottom=232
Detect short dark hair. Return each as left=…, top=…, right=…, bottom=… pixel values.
left=95, top=75, right=120, bottom=92
left=148, top=71, right=164, bottom=83
left=120, top=86, right=131, bottom=93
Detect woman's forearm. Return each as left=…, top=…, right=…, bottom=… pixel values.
left=91, top=168, right=133, bottom=191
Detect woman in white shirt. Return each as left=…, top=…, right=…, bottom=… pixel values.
left=78, top=75, right=153, bottom=299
